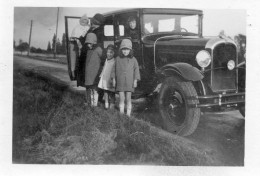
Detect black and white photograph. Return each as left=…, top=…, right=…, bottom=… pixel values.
left=1, top=0, right=260, bottom=175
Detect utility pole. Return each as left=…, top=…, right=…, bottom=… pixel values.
left=54, top=7, right=59, bottom=59
left=28, top=20, right=33, bottom=56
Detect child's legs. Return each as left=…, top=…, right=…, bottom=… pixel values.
left=85, top=87, right=91, bottom=105
left=126, top=92, right=132, bottom=116
left=104, top=90, right=109, bottom=108
left=119, top=92, right=125, bottom=113
left=108, top=91, right=116, bottom=104
left=104, top=91, right=109, bottom=103
left=107, top=91, right=115, bottom=109
left=89, top=86, right=99, bottom=106
left=93, top=88, right=99, bottom=106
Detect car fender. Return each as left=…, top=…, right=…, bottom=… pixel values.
left=158, top=62, right=204, bottom=81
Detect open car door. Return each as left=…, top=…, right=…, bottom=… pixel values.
left=65, top=16, right=81, bottom=81
left=65, top=15, right=115, bottom=86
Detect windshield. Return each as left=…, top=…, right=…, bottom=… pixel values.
left=143, top=14, right=200, bottom=35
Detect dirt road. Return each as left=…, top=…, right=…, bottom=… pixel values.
left=14, top=55, right=245, bottom=165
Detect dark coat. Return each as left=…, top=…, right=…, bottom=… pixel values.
left=84, top=46, right=103, bottom=86
left=76, top=26, right=104, bottom=87
left=125, top=28, right=139, bottom=40
left=111, top=56, right=140, bottom=92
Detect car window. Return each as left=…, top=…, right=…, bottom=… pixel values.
left=104, top=25, right=114, bottom=36
left=66, top=17, right=81, bottom=38
left=158, top=18, right=175, bottom=32
left=143, top=14, right=199, bottom=35
left=181, top=15, right=198, bottom=34
left=119, top=25, right=125, bottom=36
left=144, top=22, right=153, bottom=33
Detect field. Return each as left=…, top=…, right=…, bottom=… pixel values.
left=12, top=65, right=219, bottom=165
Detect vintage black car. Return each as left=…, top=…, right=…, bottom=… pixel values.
left=65, top=8, right=245, bottom=136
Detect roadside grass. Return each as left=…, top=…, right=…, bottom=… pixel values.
left=13, top=68, right=219, bottom=165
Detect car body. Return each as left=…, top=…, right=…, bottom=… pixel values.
left=65, top=8, right=245, bottom=136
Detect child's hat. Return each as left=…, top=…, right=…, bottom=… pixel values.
left=85, top=33, right=97, bottom=44
left=106, top=44, right=115, bottom=51
left=120, top=39, right=132, bottom=50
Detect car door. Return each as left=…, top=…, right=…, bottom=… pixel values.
left=65, top=16, right=81, bottom=81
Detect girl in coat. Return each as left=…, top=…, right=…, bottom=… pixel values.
left=98, top=44, right=116, bottom=109
left=111, top=39, right=140, bottom=116
left=84, top=33, right=103, bottom=107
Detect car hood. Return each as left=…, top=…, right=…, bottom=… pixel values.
left=142, top=34, right=210, bottom=48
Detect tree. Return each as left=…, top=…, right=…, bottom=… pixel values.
left=61, top=33, right=66, bottom=54
left=47, top=41, right=51, bottom=53
left=13, top=40, right=16, bottom=49
left=30, top=46, right=37, bottom=53
left=36, top=48, right=43, bottom=53
left=16, top=42, right=29, bottom=54
left=52, top=33, right=56, bottom=53
left=56, top=38, right=62, bottom=54
left=19, top=39, right=23, bottom=45
left=52, top=33, right=67, bottom=55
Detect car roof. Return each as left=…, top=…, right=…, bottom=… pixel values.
left=103, top=8, right=203, bottom=17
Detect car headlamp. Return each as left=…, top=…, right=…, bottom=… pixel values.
left=227, top=60, right=235, bottom=70
left=196, top=50, right=211, bottom=68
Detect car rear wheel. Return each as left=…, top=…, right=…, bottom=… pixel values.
left=158, top=77, right=200, bottom=136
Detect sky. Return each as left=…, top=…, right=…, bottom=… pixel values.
left=13, top=7, right=246, bottom=50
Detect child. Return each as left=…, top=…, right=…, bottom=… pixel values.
left=111, top=39, right=140, bottom=116
left=98, top=44, right=116, bottom=109
left=84, top=33, right=103, bottom=107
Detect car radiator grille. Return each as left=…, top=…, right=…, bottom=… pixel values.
left=211, top=44, right=237, bottom=92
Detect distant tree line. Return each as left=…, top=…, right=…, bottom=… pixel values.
left=14, top=33, right=67, bottom=55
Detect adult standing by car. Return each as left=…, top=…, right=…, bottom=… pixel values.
left=69, top=14, right=90, bottom=80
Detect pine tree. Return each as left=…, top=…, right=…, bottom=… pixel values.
left=47, top=41, right=51, bottom=53
left=56, top=38, right=62, bottom=54
left=19, top=39, right=23, bottom=45
left=52, top=34, right=56, bottom=52
left=61, top=33, right=66, bottom=54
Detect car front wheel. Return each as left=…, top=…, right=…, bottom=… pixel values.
left=158, top=77, right=200, bottom=136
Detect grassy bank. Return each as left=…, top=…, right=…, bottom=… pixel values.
left=13, top=68, right=219, bottom=165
